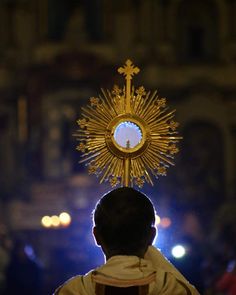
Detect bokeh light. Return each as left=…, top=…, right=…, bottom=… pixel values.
left=59, top=212, right=71, bottom=226
left=171, top=245, right=186, bottom=258
left=41, top=212, right=72, bottom=228
left=51, top=215, right=60, bottom=227
left=160, top=217, right=171, bottom=228
left=41, top=216, right=52, bottom=228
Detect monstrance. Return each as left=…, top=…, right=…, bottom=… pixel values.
left=75, top=60, right=181, bottom=188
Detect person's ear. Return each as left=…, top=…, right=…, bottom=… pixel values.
left=149, top=226, right=156, bottom=245
left=93, top=226, right=102, bottom=246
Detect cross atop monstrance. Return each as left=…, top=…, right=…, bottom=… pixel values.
left=75, top=60, right=181, bottom=188
left=118, top=60, right=140, bottom=113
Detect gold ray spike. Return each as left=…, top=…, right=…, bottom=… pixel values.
left=75, top=60, right=182, bottom=188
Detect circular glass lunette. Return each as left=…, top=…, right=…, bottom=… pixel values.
left=113, top=121, right=143, bottom=149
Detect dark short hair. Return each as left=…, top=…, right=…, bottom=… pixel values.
left=93, top=187, right=155, bottom=254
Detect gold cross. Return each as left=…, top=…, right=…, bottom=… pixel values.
left=118, top=60, right=140, bottom=113
left=118, top=59, right=140, bottom=80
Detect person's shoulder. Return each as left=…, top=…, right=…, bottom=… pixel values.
left=53, top=275, right=83, bottom=295
left=157, top=271, right=200, bottom=295
left=53, top=271, right=95, bottom=295
left=145, top=246, right=200, bottom=294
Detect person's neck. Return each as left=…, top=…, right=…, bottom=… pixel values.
left=105, top=249, right=145, bottom=261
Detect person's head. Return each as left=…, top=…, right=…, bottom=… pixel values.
left=93, top=187, right=156, bottom=258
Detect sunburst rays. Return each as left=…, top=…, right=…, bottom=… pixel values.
left=75, top=60, right=181, bottom=188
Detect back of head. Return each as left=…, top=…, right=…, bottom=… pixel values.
left=93, top=187, right=155, bottom=255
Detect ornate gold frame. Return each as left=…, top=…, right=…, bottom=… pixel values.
left=75, top=60, right=182, bottom=188
left=106, top=114, right=150, bottom=158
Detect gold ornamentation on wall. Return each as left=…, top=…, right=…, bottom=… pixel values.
left=75, top=60, right=181, bottom=188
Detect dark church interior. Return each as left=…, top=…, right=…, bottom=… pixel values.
left=0, top=0, right=236, bottom=294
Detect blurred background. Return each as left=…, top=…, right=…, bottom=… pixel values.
left=0, top=0, right=236, bottom=294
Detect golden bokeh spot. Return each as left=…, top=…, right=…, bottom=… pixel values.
left=51, top=215, right=60, bottom=227
left=59, top=212, right=71, bottom=227
left=41, top=216, right=52, bottom=228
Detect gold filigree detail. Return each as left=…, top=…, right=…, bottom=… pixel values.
left=169, top=144, right=179, bottom=155
left=88, top=164, right=98, bottom=175
left=135, top=177, right=144, bottom=188
left=76, top=142, right=86, bottom=152
left=112, top=85, right=122, bottom=96
left=90, top=97, right=100, bottom=107
left=77, top=118, right=87, bottom=129
left=136, top=86, right=146, bottom=96
left=157, top=166, right=167, bottom=176
left=109, top=176, right=120, bottom=187
left=169, top=120, right=179, bottom=131
left=156, top=98, right=166, bottom=108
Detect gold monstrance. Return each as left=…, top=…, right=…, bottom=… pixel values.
left=75, top=60, right=181, bottom=188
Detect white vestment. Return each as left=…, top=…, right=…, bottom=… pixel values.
left=55, top=246, right=200, bottom=295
